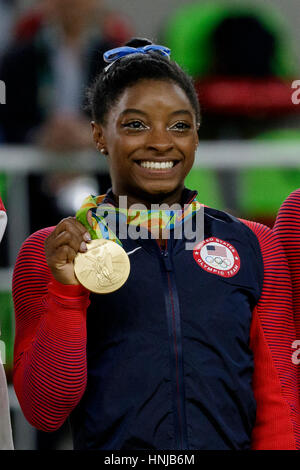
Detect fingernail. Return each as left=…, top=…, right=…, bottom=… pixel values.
left=83, top=232, right=91, bottom=242
left=80, top=241, right=87, bottom=252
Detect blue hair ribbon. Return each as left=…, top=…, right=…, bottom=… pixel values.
left=103, top=45, right=171, bottom=70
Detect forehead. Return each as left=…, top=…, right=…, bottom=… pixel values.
left=112, top=79, right=195, bottom=117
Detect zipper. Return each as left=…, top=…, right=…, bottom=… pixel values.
left=159, top=241, right=189, bottom=450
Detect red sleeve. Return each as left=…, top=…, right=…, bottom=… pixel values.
left=0, top=196, right=7, bottom=242
left=0, top=196, right=5, bottom=212
left=241, top=219, right=300, bottom=449
left=273, top=189, right=300, bottom=338
left=12, top=227, right=90, bottom=432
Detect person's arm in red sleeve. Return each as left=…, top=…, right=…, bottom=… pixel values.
left=273, top=189, right=300, bottom=339
left=0, top=196, right=7, bottom=243
left=241, top=219, right=300, bottom=449
left=12, top=227, right=90, bottom=432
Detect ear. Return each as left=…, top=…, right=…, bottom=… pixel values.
left=91, top=121, right=107, bottom=153
left=194, top=124, right=200, bottom=148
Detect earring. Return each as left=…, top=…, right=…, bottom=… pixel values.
left=97, top=143, right=107, bottom=154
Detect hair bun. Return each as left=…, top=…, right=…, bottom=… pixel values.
left=125, top=37, right=153, bottom=48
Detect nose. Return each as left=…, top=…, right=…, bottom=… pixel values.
left=146, top=126, right=174, bottom=153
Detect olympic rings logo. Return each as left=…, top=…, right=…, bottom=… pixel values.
left=205, top=255, right=232, bottom=269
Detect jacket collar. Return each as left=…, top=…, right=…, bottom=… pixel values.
left=103, top=187, right=198, bottom=208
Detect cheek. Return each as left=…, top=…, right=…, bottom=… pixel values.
left=107, top=135, right=144, bottom=162
left=180, top=138, right=197, bottom=173
left=107, top=140, right=131, bottom=174
left=180, top=137, right=197, bottom=158
left=106, top=132, right=129, bottom=151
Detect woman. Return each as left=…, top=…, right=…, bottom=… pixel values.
left=12, top=38, right=300, bottom=450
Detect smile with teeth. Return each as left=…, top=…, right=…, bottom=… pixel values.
left=139, top=161, right=175, bottom=170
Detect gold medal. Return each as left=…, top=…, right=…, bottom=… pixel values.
left=74, top=239, right=130, bottom=294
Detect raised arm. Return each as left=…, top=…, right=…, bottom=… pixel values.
left=13, top=222, right=91, bottom=432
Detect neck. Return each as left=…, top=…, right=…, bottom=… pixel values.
left=113, top=186, right=185, bottom=209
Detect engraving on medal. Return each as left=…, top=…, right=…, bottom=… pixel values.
left=74, top=239, right=130, bottom=293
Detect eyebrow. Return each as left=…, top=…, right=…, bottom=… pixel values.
left=120, top=109, right=194, bottom=118
left=120, top=109, right=147, bottom=117
left=170, top=110, right=194, bottom=118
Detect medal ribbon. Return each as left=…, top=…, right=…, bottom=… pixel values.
left=76, top=194, right=203, bottom=243
left=76, top=194, right=123, bottom=246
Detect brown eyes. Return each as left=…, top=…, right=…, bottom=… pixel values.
left=121, top=121, right=191, bottom=131
left=170, top=122, right=191, bottom=131
left=121, top=121, right=147, bottom=130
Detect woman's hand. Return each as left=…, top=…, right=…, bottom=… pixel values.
left=45, top=217, right=91, bottom=285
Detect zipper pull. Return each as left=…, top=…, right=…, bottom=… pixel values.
left=162, top=250, right=172, bottom=272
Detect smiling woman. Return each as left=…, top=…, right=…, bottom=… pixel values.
left=12, top=38, right=300, bottom=450
left=87, top=37, right=200, bottom=207
left=91, top=79, right=199, bottom=206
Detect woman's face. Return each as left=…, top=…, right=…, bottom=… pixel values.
left=92, top=79, right=199, bottom=205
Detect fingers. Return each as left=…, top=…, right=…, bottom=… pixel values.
left=52, top=230, right=87, bottom=253
left=45, top=217, right=92, bottom=262
left=52, top=217, right=89, bottom=238
left=54, top=244, right=78, bottom=265
left=44, top=217, right=92, bottom=285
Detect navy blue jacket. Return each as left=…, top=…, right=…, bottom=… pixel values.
left=13, top=189, right=300, bottom=450
left=70, top=189, right=263, bottom=450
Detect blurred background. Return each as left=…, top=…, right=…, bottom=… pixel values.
left=0, top=0, right=299, bottom=449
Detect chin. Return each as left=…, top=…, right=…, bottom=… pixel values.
left=138, top=183, right=181, bottom=202
left=143, top=181, right=178, bottom=195
left=144, top=188, right=176, bottom=200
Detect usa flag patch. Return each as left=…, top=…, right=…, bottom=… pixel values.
left=193, top=237, right=240, bottom=278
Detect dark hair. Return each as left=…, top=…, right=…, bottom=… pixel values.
left=86, top=37, right=200, bottom=125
